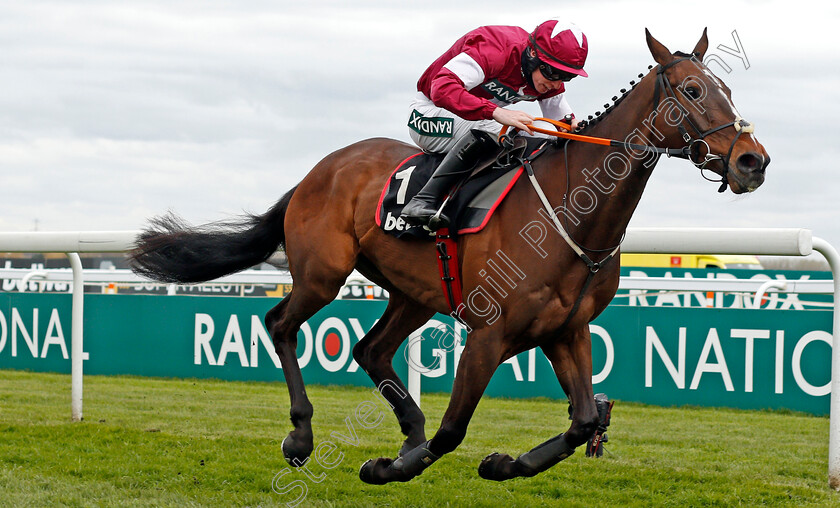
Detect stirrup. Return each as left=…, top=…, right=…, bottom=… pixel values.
left=425, top=196, right=453, bottom=231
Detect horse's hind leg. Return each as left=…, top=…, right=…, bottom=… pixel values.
left=478, top=326, right=598, bottom=481
left=265, top=239, right=358, bottom=465
left=359, top=328, right=502, bottom=485
left=352, top=289, right=436, bottom=456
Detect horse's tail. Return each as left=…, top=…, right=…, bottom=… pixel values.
left=129, top=185, right=298, bottom=283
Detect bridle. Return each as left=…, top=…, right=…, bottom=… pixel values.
left=496, top=53, right=758, bottom=325
left=496, top=53, right=758, bottom=268
left=652, top=54, right=755, bottom=192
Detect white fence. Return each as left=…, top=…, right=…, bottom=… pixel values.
left=1, top=227, right=840, bottom=489
left=0, top=231, right=138, bottom=425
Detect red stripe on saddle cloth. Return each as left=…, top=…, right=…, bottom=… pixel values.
left=435, top=228, right=464, bottom=315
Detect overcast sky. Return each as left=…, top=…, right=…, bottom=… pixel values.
left=2, top=0, right=839, bottom=256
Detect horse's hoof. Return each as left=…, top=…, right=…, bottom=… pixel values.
left=478, top=452, right=520, bottom=481
left=359, top=457, right=396, bottom=485
left=281, top=434, right=313, bottom=466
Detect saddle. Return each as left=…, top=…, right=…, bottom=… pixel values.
left=376, top=137, right=547, bottom=240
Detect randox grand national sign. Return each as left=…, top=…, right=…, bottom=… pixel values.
left=0, top=291, right=832, bottom=415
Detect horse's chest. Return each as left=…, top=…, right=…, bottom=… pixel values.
left=517, top=295, right=574, bottom=340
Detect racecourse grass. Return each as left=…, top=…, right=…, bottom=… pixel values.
left=0, top=370, right=838, bottom=507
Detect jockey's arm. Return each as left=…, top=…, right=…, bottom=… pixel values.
left=539, top=93, right=579, bottom=131
left=430, top=52, right=535, bottom=134
left=429, top=54, right=497, bottom=121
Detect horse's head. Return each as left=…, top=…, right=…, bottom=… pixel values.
left=645, top=29, right=769, bottom=194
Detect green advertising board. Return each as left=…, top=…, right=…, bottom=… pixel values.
left=0, top=289, right=833, bottom=415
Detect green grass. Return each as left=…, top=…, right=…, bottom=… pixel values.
left=0, top=369, right=838, bottom=507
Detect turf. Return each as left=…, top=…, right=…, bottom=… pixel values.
left=0, top=369, right=838, bottom=507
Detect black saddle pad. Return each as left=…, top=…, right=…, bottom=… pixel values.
left=376, top=138, right=546, bottom=240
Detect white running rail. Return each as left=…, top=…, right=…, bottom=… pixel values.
left=0, top=231, right=138, bottom=422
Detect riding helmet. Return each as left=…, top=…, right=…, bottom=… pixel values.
left=522, top=20, right=589, bottom=87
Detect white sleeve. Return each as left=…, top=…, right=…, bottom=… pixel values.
left=442, top=52, right=486, bottom=91
left=538, top=93, right=574, bottom=120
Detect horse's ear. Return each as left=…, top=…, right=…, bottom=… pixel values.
left=645, top=28, right=672, bottom=66
left=692, top=28, right=709, bottom=59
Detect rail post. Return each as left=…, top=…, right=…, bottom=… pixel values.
left=813, top=237, right=840, bottom=490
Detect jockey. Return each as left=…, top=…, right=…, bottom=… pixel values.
left=401, top=19, right=589, bottom=230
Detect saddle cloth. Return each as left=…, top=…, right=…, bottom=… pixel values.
left=376, top=138, right=545, bottom=240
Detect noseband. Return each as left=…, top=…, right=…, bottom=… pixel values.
left=653, top=55, right=755, bottom=192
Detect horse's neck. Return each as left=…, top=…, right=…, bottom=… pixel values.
left=550, top=76, right=675, bottom=252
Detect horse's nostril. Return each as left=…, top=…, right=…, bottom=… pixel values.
left=736, top=152, right=764, bottom=174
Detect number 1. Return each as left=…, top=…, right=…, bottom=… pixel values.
left=395, top=166, right=415, bottom=205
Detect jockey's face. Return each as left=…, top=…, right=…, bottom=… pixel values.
left=531, top=68, right=566, bottom=94
left=528, top=49, right=573, bottom=94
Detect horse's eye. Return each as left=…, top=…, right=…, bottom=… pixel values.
left=684, top=87, right=701, bottom=100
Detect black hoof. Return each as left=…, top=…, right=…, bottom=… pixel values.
left=478, top=452, right=523, bottom=481
left=359, top=457, right=396, bottom=485
left=281, top=433, right=313, bottom=466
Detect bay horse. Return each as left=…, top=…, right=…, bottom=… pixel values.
left=130, top=29, right=769, bottom=483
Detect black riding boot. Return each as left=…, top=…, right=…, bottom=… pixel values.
left=401, top=130, right=497, bottom=230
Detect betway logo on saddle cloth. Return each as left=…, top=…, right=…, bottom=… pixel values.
left=376, top=151, right=528, bottom=240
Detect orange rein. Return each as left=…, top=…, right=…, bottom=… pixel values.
left=498, top=117, right=613, bottom=146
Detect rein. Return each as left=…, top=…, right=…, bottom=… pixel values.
left=501, top=117, right=691, bottom=160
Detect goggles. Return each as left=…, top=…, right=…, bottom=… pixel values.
left=538, top=63, right=577, bottom=82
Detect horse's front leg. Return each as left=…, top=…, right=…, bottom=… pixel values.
left=479, top=326, right=599, bottom=481
left=359, top=328, right=502, bottom=484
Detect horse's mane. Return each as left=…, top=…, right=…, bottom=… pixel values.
left=576, top=50, right=700, bottom=135
left=575, top=63, right=655, bottom=135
